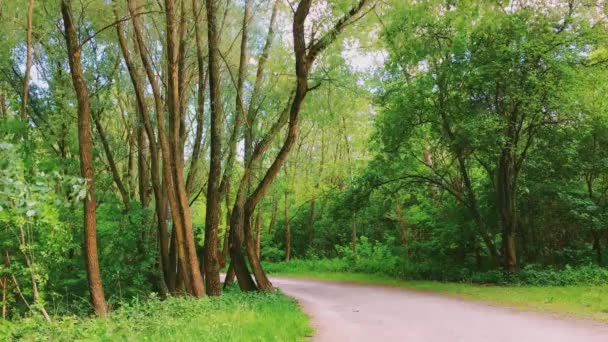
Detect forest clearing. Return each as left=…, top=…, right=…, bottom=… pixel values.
left=2, top=0, right=608, bottom=341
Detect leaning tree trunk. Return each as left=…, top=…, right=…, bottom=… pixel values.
left=255, top=209, right=263, bottom=258
left=92, top=110, right=130, bottom=210
left=61, top=0, right=106, bottom=316
left=232, top=0, right=371, bottom=291
left=220, top=189, right=232, bottom=269
left=229, top=194, right=258, bottom=291
left=165, top=0, right=205, bottom=297
left=129, top=0, right=202, bottom=296
left=114, top=5, right=171, bottom=291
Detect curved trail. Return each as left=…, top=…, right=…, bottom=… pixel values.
left=271, top=276, right=608, bottom=342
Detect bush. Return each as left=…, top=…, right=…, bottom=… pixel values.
left=265, top=237, right=608, bottom=286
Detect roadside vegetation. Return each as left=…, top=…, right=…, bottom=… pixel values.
left=0, top=288, right=312, bottom=341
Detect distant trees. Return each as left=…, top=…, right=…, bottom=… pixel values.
left=361, top=0, right=607, bottom=271
left=258, top=0, right=608, bottom=277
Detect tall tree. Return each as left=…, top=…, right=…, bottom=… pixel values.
left=20, top=0, right=34, bottom=121
left=60, top=0, right=106, bottom=316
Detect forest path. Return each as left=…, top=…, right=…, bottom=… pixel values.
left=271, top=276, right=608, bottom=342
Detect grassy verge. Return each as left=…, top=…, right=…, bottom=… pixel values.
left=269, top=269, right=608, bottom=322
left=0, top=289, right=312, bottom=341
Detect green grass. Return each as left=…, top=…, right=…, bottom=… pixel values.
left=269, top=269, right=608, bottom=322
left=0, top=289, right=313, bottom=341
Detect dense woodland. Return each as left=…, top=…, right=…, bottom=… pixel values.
left=0, top=0, right=608, bottom=325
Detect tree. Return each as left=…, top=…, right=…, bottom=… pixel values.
left=61, top=0, right=107, bottom=316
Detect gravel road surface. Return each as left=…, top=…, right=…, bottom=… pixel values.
left=272, top=276, right=608, bottom=342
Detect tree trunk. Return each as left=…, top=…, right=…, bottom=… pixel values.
left=0, top=91, right=7, bottom=117
left=92, top=110, right=130, bottom=209
left=255, top=208, right=263, bottom=259
left=592, top=230, right=602, bottom=265
left=137, top=125, right=150, bottom=208
left=285, top=191, right=291, bottom=262
left=166, top=0, right=205, bottom=297
left=436, top=73, right=501, bottom=267
left=186, top=0, right=208, bottom=197
left=229, top=195, right=258, bottom=291
left=203, top=0, right=225, bottom=297
left=238, top=0, right=371, bottom=288
left=220, top=191, right=232, bottom=269
left=269, top=196, right=278, bottom=234
left=114, top=4, right=170, bottom=290
left=21, top=0, right=34, bottom=121
left=308, top=200, right=315, bottom=246
left=61, top=0, right=107, bottom=316
left=130, top=0, right=203, bottom=296
left=168, top=226, right=178, bottom=293
left=1, top=275, right=5, bottom=320
left=351, top=213, right=357, bottom=254
left=223, top=261, right=236, bottom=288
left=18, top=225, right=50, bottom=321
left=2, top=248, right=8, bottom=320
left=497, top=148, right=518, bottom=272
left=395, top=205, right=408, bottom=247
left=128, top=129, right=137, bottom=200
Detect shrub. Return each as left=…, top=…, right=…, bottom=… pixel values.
left=1, top=289, right=312, bottom=341
left=266, top=237, right=608, bottom=286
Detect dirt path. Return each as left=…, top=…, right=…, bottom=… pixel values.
left=271, top=276, right=608, bottom=342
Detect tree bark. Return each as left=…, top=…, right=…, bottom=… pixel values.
left=127, top=128, right=137, bottom=200
left=203, top=0, right=226, bottom=297
left=255, top=208, right=263, bottom=258
left=223, top=261, right=236, bottom=288
left=61, top=0, right=107, bottom=316
left=137, top=125, right=150, bottom=209
left=229, top=194, right=258, bottom=291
